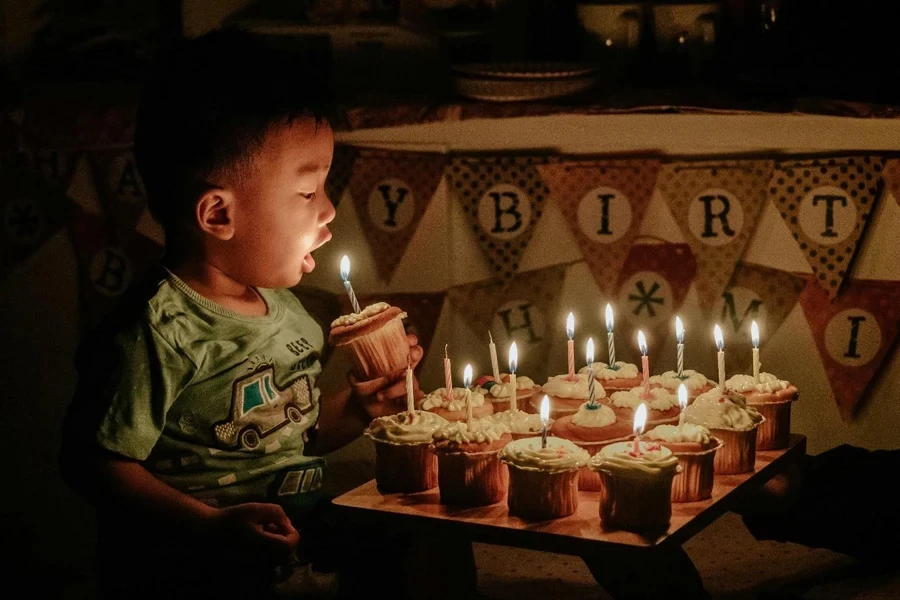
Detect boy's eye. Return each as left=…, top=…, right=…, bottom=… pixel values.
left=299, top=192, right=316, bottom=201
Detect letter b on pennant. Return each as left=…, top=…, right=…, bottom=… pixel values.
left=89, top=247, right=133, bottom=297
left=478, top=184, right=531, bottom=240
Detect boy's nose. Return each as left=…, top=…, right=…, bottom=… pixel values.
left=320, top=194, right=336, bottom=225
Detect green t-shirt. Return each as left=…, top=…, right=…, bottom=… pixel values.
left=71, top=268, right=326, bottom=510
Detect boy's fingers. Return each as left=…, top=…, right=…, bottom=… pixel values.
left=406, top=334, right=419, bottom=347
left=374, top=379, right=411, bottom=403
left=409, top=345, right=424, bottom=367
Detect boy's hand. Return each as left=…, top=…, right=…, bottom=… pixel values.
left=349, top=334, right=424, bottom=420
left=210, top=502, right=300, bottom=562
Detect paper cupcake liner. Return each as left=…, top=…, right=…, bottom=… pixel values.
left=667, top=438, right=723, bottom=503
left=752, top=401, right=792, bottom=450
left=506, top=466, right=580, bottom=520
left=436, top=450, right=508, bottom=506
left=570, top=436, right=633, bottom=492
left=510, top=430, right=543, bottom=441
left=710, top=421, right=763, bottom=474
left=373, top=440, right=437, bottom=493
left=595, top=468, right=677, bottom=532
left=341, top=315, right=409, bottom=380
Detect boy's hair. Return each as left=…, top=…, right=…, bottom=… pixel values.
left=134, top=28, right=334, bottom=240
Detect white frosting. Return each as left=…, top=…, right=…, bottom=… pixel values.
left=571, top=402, right=617, bottom=428
left=590, top=441, right=679, bottom=475
left=579, top=361, right=639, bottom=380
left=499, top=436, right=590, bottom=472
left=649, top=370, right=710, bottom=391
left=683, top=388, right=763, bottom=431
left=726, top=372, right=792, bottom=394
left=490, top=409, right=545, bottom=434
left=331, top=302, right=396, bottom=327
left=646, top=423, right=711, bottom=445
left=365, top=410, right=449, bottom=445
left=475, top=376, right=537, bottom=398
left=432, top=417, right=509, bottom=445
left=422, top=388, right=486, bottom=412
left=542, top=373, right=602, bottom=400
left=610, top=386, right=679, bottom=411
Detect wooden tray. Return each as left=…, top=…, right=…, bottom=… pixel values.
left=333, top=434, right=806, bottom=555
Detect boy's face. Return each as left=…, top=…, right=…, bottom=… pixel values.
left=229, top=118, right=336, bottom=288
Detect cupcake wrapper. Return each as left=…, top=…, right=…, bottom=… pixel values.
left=506, top=466, right=580, bottom=520
left=437, top=450, right=508, bottom=506
left=490, top=399, right=511, bottom=413
left=596, top=469, right=677, bottom=532
left=710, top=422, right=763, bottom=474
left=340, top=315, right=409, bottom=380
left=571, top=437, right=633, bottom=492
left=670, top=439, right=723, bottom=502
left=373, top=440, right=437, bottom=493
left=753, top=402, right=792, bottom=450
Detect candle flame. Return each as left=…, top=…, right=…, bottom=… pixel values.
left=633, top=403, right=648, bottom=436
left=463, top=364, right=473, bottom=389
left=714, top=324, right=724, bottom=351
left=678, top=383, right=688, bottom=411
left=751, top=321, right=760, bottom=349
left=566, top=312, right=575, bottom=340
left=605, top=303, right=614, bottom=331
left=675, top=316, right=684, bottom=343
left=339, top=255, right=350, bottom=282
left=540, top=395, right=550, bottom=423
left=509, top=342, right=518, bottom=374
left=586, top=337, right=595, bottom=366
left=637, top=330, right=648, bottom=356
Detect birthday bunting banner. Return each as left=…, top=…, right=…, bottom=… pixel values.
left=348, top=150, right=446, bottom=282
left=770, top=156, right=884, bottom=300
left=2, top=149, right=80, bottom=194
left=799, top=278, right=900, bottom=421
left=537, top=158, right=660, bottom=296
left=448, top=263, right=568, bottom=382
left=657, top=160, right=773, bottom=311
left=447, top=156, right=550, bottom=281
left=326, top=144, right=358, bottom=208
left=87, top=150, right=148, bottom=242
left=881, top=158, right=900, bottom=208
left=614, top=242, right=697, bottom=358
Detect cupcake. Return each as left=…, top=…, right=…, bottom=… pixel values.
left=683, top=388, right=764, bottom=474
left=329, top=302, right=409, bottom=380
left=604, top=386, right=681, bottom=426
left=536, top=373, right=604, bottom=419
left=590, top=440, right=680, bottom=533
left=474, top=374, right=539, bottom=413
left=726, top=373, right=799, bottom=450
left=431, top=418, right=511, bottom=506
left=579, top=361, right=643, bottom=394
left=420, top=387, right=494, bottom=422
left=490, top=409, right=548, bottom=440
left=499, top=436, right=590, bottom=520
left=645, top=424, right=723, bottom=502
left=549, top=402, right=633, bottom=491
left=649, top=370, right=715, bottom=402
left=364, top=410, right=448, bottom=493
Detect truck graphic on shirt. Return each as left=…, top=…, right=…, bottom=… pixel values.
left=213, top=364, right=314, bottom=450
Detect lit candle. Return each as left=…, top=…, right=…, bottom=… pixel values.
left=488, top=331, right=501, bottom=382
left=444, top=344, right=453, bottom=401
left=714, top=325, right=725, bottom=391
left=566, top=312, right=575, bottom=378
left=751, top=320, right=760, bottom=384
left=464, top=364, right=474, bottom=427
left=406, top=357, right=415, bottom=414
left=632, top=403, right=647, bottom=455
left=540, top=395, right=550, bottom=449
left=638, top=330, right=650, bottom=398
left=677, top=383, right=688, bottom=430
left=339, top=255, right=361, bottom=314
left=605, top=304, right=617, bottom=368
left=675, top=316, right=685, bottom=378
left=508, top=342, right=518, bottom=413
left=586, top=337, right=596, bottom=407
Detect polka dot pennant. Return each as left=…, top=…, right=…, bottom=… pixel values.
left=769, top=156, right=885, bottom=300
left=325, top=144, right=358, bottom=208
left=537, top=159, right=660, bottom=296
left=881, top=158, right=900, bottom=209
left=657, top=160, right=774, bottom=311
left=799, top=278, right=900, bottom=421
left=347, top=149, right=447, bottom=282
left=447, top=156, right=550, bottom=282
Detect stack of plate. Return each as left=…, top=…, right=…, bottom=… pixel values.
left=451, top=62, right=601, bottom=102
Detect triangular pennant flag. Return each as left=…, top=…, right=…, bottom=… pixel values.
left=770, top=156, right=884, bottom=299
left=447, top=156, right=549, bottom=281
left=657, top=159, right=773, bottom=310
left=799, top=278, right=900, bottom=421
left=2, top=150, right=80, bottom=193
left=326, top=144, right=358, bottom=207
left=615, top=243, right=697, bottom=358
left=537, top=158, right=659, bottom=295
left=715, top=262, right=809, bottom=344
left=881, top=158, right=900, bottom=208
left=134, top=206, right=165, bottom=246
left=87, top=150, right=148, bottom=241
left=348, top=150, right=446, bottom=282
left=1, top=162, right=70, bottom=279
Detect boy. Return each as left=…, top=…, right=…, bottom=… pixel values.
left=59, top=29, right=474, bottom=599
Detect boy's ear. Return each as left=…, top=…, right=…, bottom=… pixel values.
left=196, top=190, right=235, bottom=241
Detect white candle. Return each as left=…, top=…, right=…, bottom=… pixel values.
left=508, top=342, right=518, bottom=413
left=677, top=383, right=688, bottom=430
left=675, top=316, right=685, bottom=378
left=605, top=304, right=616, bottom=368
left=714, top=324, right=725, bottom=391
left=751, top=320, right=760, bottom=384
left=464, top=364, right=473, bottom=426
left=488, top=331, right=501, bottom=382
left=633, top=403, right=647, bottom=455
left=638, top=330, right=650, bottom=398
left=540, top=395, right=550, bottom=449
left=406, top=363, right=415, bottom=414
left=339, top=255, right=361, bottom=314
left=444, top=345, right=452, bottom=400
left=566, top=312, right=575, bottom=378
left=586, top=337, right=596, bottom=407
